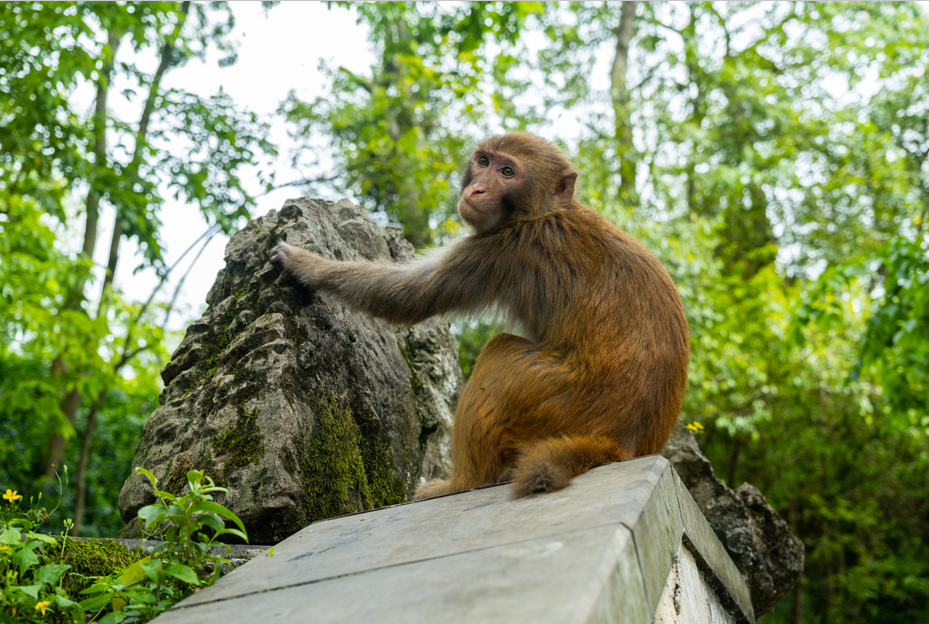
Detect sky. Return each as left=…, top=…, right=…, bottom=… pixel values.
left=104, top=2, right=374, bottom=332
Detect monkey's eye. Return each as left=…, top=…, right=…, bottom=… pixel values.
left=478, top=156, right=489, bottom=166
left=501, top=166, right=515, bottom=178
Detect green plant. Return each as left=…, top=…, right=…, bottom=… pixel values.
left=78, top=468, right=247, bottom=623
left=0, top=469, right=85, bottom=623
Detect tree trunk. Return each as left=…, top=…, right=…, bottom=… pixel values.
left=70, top=399, right=102, bottom=536
left=791, top=572, right=803, bottom=623
left=41, top=377, right=81, bottom=479
left=610, top=1, right=638, bottom=208
left=71, top=3, right=192, bottom=529
left=40, top=30, right=122, bottom=479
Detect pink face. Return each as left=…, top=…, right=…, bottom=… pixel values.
left=457, top=150, right=524, bottom=234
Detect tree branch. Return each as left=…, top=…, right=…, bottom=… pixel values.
left=162, top=227, right=219, bottom=327
left=99, top=1, right=192, bottom=300
left=116, top=223, right=221, bottom=373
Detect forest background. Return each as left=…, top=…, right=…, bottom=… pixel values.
left=1, top=2, right=927, bottom=622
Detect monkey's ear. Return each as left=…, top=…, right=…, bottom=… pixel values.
left=554, top=170, right=578, bottom=207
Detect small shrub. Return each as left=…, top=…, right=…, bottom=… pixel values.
left=0, top=467, right=247, bottom=624
left=79, top=468, right=248, bottom=623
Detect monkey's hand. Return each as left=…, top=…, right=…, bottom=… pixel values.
left=270, top=241, right=327, bottom=288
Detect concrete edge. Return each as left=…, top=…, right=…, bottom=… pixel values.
left=626, top=456, right=684, bottom=619
left=569, top=525, right=651, bottom=624
left=669, top=470, right=756, bottom=623
left=562, top=456, right=756, bottom=624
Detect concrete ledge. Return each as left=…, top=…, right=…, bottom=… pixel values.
left=152, top=456, right=754, bottom=623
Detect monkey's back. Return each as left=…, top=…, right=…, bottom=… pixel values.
left=492, top=205, right=690, bottom=455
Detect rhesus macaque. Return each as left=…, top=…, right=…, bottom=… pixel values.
left=271, top=133, right=689, bottom=499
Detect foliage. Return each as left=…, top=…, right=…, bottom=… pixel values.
left=0, top=472, right=84, bottom=623
left=79, top=469, right=248, bottom=623
left=0, top=359, right=156, bottom=538
left=0, top=469, right=247, bottom=623
left=281, top=1, right=544, bottom=247
left=0, top=1, right=275, bottom=536
left=855, top=236, right=929, bottom=419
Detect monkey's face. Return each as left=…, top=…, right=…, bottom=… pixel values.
left=459, top=134, right=580, bottom=234
left=458, top=149, right=525, bottom=234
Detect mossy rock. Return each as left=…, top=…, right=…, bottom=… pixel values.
left=57, top=537, right=144, bottom=598
left=118, top=198, right=463, bottom=544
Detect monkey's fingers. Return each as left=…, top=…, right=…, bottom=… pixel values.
left=270, top=241, right=296, bottom=266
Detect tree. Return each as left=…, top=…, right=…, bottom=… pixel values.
left=0, top=1, right=276, bottom=535
left=281, top=1, right=544, bottom=248
left=471, top=2, right=929, bottom=620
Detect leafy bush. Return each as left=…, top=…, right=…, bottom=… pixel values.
left=0, top=468, right=247, bottom=623
left=0, top=471, right=84, bottom=622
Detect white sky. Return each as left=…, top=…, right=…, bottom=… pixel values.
left=103, top=2, right=375, bottom=331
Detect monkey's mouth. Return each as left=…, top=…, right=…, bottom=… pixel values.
left=459, top=199, right=481, bottom=212
left=458, top=200, right=488, bottom=228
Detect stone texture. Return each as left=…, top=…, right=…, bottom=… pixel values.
left=661, top=422, right=805, bottom=616
left=117, top=197, right=463, bottom=544
left=654, top=547, right=737, bottom=624
left=630, top=460, right=684, bottom=609
left=586, top=528, right=651, bottom=624
left=148, top=456, right=752, bottom=624
left=672, top=472, right=755, bottom=622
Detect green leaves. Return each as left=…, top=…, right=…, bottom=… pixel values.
left=186, top=501, right=247, bottom=538
left=0, top=0, right=276, bottom=539
left=855, top=236, right=929, bottom=420
left=284, top=2, right=539, bottom=247
left=12, top=541, right=43, bottom=575
left=72, top=468, right=248, bottom=622
left=162, top=563, right=200, bottom=586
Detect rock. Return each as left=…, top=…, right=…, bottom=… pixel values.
left=118, top=198, right=462, bottom=544
left=661, top=421, right=805, bottom=616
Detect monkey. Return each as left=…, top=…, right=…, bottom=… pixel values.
left=270, top=132, right=689, bottom=499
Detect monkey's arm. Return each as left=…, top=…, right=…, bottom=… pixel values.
left=270, top=241, right=492, bottom=324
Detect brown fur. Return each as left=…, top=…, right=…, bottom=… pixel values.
left=270, top=133, right=690, bottom=500
left=512, top=435, right=627, bottom=496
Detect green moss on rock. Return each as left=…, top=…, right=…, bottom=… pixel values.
left=164, top=455, right=192, bottom=495
left=57, top=537, right=143, bottom=598
left=297, top=390, right=404, bottom=526
left=212, top=410, right=266, bottom=485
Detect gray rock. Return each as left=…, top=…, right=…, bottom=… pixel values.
left=118, top=198, right=462, bottom=544
left=660, top=421, right=805, bottom=616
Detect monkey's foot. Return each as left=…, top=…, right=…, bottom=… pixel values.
left=414, top=479, right=451, bottom=500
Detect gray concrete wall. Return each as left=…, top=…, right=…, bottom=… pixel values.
left=152, top=455, right=754, bottom=624
left=654, top=546, right=737, bottom=624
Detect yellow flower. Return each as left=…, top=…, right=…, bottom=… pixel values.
left=2, top=489, right=21, bottom=503
left=0, top=545, right=10, bottom=552
left=35, top=601, right=51, bottom=616
left=686, top=421, right=704, bottom=432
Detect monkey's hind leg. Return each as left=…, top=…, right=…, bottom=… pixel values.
left=511, top=435, right=627, bottom=497
left=414, top=479, right=451, bottom=501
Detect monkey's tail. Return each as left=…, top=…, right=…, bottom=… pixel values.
left=511, top=435, right=627, bottom=497
left=414, top=478, right=452, bottom=501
